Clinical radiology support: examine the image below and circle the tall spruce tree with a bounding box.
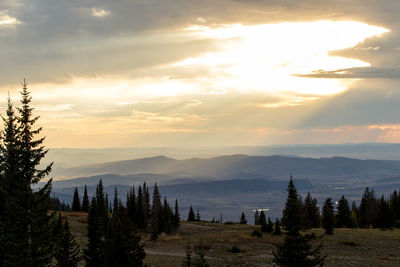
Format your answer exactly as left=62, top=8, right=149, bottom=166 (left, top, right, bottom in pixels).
left=350, top=201, right=359, bottom=229
left=303, top=192, right=320, bottom=228
left=150, top=183, right=162, bottom=240
left=136, top=186, right=146, bottom=229
left=126, top=186, right=137, bottom=227
left=273, top=218, right=281, bottom=235
left=188, top=205, right=195, bottom=221
left=273, top=176, right=325, bottom=266
left=336, top=195, right=350, bottom=228
left=266, top=217, right=274, bottom=233
left=72, top=187, right=81, bottom=212
left=55, top=220, right=81, bottom=267
left=240, top=212, right=247, bottom=224
left=84, top=197, right=106, bottom=267
left=81, top=185, right=89, bottom=212
left=259, top=211, right=268, bottom=232
left=359, top=187, right=378, bottom=228
left=0, top=82, right=56, bottom=266
left=254, top=210, right=260, bottom=225
left=105, top=195, right=146, bottom=266
left=322, top=198, right=335, bottom=235
left=173, top=199, right=180, bottom=228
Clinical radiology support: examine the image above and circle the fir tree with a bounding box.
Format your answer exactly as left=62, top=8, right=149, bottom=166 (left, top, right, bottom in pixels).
left=322, top=198, right=335, bottom=235
left=259, top=210, right=267, bottom=232
left=162, top=197, right=172, bottom=233
left=336, top=195, right=350, bottom=228
left=136, top=186, right=145, bottom=229
left=55, top=220, right=81, bottom=267
left=240, top=212, right=247, bottom=224
left=359, top=187, right=378, bottom=228
left=105, top=202, right=146, bottom=266
left=350, top=201, right=359, bottom=229
left=173, top=199, right=180, bottom=228
left=188, top=205, right=195, bottom=221
left=273, top=176, right=325, bottom=266
left=182, top=245, right=193, bottom=267
left=143, top=182, right=151, bottom=227
left=281, top=176, right=303, bottom=234
left=196, top=209, right=201, bottom=221
left=95, top=180, right=108, bottom=231
left=0, top=83, right=56, bottom=266
left=192, top=245, right=210, bottom=267
left=81, top=185, right=89, bottom=212
left=150, top=183, right=162, bottom=240
left=72, top=187, right=81, bottom=212
left=113, top=187, right=119, bottom=216
left=84, top=197, right=106, bottom=267
left=266, top=217, right=274, bottom=233
left=377, top=195, right=395, bottom=228
left=254, top=210, right=260, bottom=225
left=273, top=219, right=281, bottom=235
left=303, top=192, right=320, bottom=228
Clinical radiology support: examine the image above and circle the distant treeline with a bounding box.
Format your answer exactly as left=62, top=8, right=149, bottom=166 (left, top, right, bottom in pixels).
left=251, top=186, right=400, bottom=237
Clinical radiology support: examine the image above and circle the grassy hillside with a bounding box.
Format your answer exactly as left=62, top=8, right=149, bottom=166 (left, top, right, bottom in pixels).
left=63, top=212, right=400, bottom=266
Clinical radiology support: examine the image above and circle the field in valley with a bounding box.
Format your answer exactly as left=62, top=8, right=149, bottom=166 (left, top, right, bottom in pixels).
left=64, top=212, right=400, bottom=266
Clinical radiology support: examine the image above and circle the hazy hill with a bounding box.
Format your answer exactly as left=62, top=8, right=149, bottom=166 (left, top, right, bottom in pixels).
left=44, top=143, right=400, bottom=168
left=52, top=154, right=400, bottom=179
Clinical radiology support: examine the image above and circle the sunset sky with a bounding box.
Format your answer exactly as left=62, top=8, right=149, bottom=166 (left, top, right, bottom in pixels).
left=1, top=0, right=400, bottom=148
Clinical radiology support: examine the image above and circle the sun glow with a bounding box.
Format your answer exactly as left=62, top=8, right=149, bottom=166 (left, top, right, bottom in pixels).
left=181, top=21, right=389, bottom=97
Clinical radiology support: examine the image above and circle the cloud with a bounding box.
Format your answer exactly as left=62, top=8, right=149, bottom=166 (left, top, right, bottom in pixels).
left=91, top=8, right=109, bottom=18
left=1, top=0, right=400, bottom=147
left=296, top=66, right=400, bottom=79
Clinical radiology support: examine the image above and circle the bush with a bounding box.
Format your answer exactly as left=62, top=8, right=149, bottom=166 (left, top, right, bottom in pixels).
left=228, top=244, right=241, bottom=253
left=251, top=230, right=262, bottom=238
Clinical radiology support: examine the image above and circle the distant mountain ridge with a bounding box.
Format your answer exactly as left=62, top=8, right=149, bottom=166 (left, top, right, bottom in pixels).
left=52, top=154, right=400, bottom=180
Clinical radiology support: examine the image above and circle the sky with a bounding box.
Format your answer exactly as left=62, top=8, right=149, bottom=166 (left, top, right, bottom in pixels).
left=0, top=0, right=400, bottom=148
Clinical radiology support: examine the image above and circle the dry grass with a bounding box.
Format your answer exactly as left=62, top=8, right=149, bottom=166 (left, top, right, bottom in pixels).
left=62, top=212, right=400, bottom=267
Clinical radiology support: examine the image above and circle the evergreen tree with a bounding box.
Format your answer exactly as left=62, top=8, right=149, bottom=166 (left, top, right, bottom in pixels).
left=113, top=187, right=119, bottom=216
left=266, top=217, right=274, bottom=233
left=182, top=245, right=193, bottom=267
left=390, top=190, right=400, bottom=220
left=84, top=197, right=106, bottom=267
left=162, top=197, right=172, bottom=233
left=192, top=246, right=210, bottom=267
left=0, top=83, right=56, bottom=266
left=281, top=177, right=304, bottom=234
left=143, top=182, right=151, bottom=227
left=72, top=187, right=81, bottom=212
left=188, top=205, right=195, bottom=221
left=359, top=187, right=378, bottom=228
left=150, top=183, right=162, bottom=240
left=273, top=219, right=281, bottom=235
left=240, top=212, right=247, bottom=224
left=136, top=186, right=146, bottom=229
left=259, top=210, right=267, bottom=232
left=173, top=199, right=180, bottom=228
left=336, top=195, right=350, bottom=228
left=377, top=195, right=395, bottom=228
left=196, top=209, right=201, bottom=221
left=105, top=202, right=146, bottom=267
left=273, top=176, right=325, bottom=266
left=254, top=210, right=260, bottom=225
left=303, top=192, right=320, bottom=228
left=322, top=198, right=335, bottom=235
left=350, top=201, right=358, bottom=229
left=55, top=220, right=81, bottom=267
left=95, top=180, right=109, bottom=231
left=81, top=185, right=89, bottom=212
